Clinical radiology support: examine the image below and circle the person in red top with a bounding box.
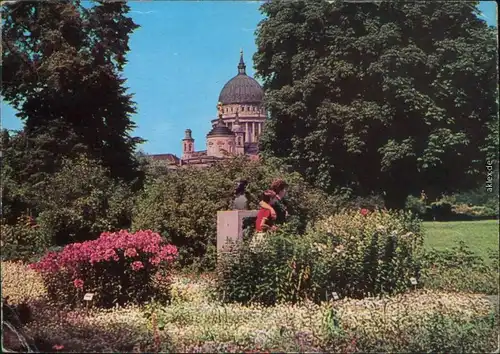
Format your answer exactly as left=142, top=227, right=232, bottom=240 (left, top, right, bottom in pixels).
left=255, top=190, right=278, bottom=233
left=251, top=190, right=278, bottom=250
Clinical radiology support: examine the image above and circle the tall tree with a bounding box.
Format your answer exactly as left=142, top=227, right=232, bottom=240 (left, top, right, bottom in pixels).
left=255, top=0, right=498, bottom=208
left=1, top=0, right=143, bottom=186
left=1, top=129, right=33, bottom=222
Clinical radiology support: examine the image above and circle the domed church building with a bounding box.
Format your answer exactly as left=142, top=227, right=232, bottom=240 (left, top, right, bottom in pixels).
left=150, top=50, right=266, bottom=168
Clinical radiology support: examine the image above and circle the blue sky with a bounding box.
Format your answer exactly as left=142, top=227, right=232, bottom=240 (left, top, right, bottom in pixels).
left=1, top=1, right=497, bottom=156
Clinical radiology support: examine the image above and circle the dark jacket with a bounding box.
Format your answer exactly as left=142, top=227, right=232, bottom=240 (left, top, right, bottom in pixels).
left=272, top=197, right=288, bottom=225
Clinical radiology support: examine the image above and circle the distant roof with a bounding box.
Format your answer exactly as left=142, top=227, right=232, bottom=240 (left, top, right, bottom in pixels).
left=191, top=151, right=207, bottom=157
left=149, top=153, right=180, bottom=164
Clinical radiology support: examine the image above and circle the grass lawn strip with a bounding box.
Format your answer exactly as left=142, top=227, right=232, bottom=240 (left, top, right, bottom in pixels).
left=423, top=220, right=499, bottom=261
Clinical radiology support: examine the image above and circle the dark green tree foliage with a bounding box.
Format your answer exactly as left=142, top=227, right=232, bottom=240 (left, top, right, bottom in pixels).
left=255, top=0, right=498, bottom=208
left=1, top=130, right=33, bottom=223
left=33, top=156, right=136, bottom=245
left=1, top=0, right=143, bottom=185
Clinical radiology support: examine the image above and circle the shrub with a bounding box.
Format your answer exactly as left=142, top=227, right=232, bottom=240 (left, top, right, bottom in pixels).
left=418, top=242, right=499, bottom=294
left=345, top=193, right=386, bottom=211
left=136, top=151, right=173, bottom=180
left=452, top=204, right=497, bottom=218
left=33, top=156, right=136, bottom=246
left=454, top=182, right=499, bottom=214
left=216, top=232, right=314, bottom=305
left=0, top=215, right=50, bottom=262
left=216, top=209, right=423, bottom=305
left=428, top=199, right=454, bottom=221
left=405, top=195, right=427, bottom=216
left=420, top=190, right=498, bottom=221
left=311, top=209, right=423, bottom=297
left=132, top=156, right=343, bottom=269
left=30, top=230, right=178, bottom=308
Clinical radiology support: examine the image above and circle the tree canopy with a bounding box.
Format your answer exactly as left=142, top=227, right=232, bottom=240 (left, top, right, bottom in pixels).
left=254, top=0, right=498, bottom=208
left=1, top=0, right=143, bottom=185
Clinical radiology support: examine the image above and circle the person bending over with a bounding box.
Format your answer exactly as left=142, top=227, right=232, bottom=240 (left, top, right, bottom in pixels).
left=251, top=190, right=278, bottom=249
left=255, top=190, right=278, bottom=233
left=259, top=179, right=289, bottom=225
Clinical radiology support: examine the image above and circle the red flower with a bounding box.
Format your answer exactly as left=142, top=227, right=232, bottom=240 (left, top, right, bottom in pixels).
left=360, top=208, right=369, bottom=216
left=29, top=230, right=178, bottom=292
left=124, top=248, right=138, bottom=258
left=73, top=278, right=84, bottom=289
left=131, top=261, right=144, bottom=271
left=53, top=344, right=64, bottom=350
left=150, top=256, right=161, bottom=265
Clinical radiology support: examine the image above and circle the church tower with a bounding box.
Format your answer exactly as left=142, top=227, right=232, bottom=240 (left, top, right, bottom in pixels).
left=182, top=129, right=194, bottom=160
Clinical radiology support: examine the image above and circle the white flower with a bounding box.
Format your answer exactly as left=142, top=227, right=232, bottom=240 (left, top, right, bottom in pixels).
left=376, top=225, right=386, bottom=232
left=334, top=245, right=345, bottom=253
left=402, top=232, right=414, bottom=239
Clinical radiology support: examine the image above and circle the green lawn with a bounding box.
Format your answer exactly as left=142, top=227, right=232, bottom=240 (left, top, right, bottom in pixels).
left=423, top=220, right=499, bottom=260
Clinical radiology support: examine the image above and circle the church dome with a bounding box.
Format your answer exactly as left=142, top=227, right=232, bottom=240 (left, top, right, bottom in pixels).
left=218, top=51, right=264, bottom=105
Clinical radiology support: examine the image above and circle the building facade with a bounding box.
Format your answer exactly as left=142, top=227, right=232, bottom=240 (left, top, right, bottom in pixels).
left=150, top=51, right=265, bottom=168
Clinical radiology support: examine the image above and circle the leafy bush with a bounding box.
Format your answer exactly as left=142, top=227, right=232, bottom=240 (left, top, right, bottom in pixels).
left=345, top=194, right=386, bottom=211
left=452, top=203, right=497, bottom=218
left=30, top=230, right=178, bottom=308
left=405, top=195, right=427, bottom=216
left=404, top=190, right=498, bottom=221
left=132, top=156, right=343, bottom=268
left=428, top=199, right=454, bottom=221
left=418, top=242, right=499, bottom=294
left=216, top=232, right=311, bottom=305
left=311, top=209, right=423, bottom=297
left=0, top=215, right=50, bottom=262
left=136, top=151, right=173, bottom=180
left=216, top=209, right=423, bottom=305
left=33, top=156, right=136, bottom=246
left=454, top=182, right=499, bottom=214
left=410, top=191, right=498, bottom=221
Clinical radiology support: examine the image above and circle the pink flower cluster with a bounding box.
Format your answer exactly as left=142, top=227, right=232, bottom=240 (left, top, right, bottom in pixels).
left=73, top=279, right=84, bottom=289
left=30, top=230, right=178, bottom=288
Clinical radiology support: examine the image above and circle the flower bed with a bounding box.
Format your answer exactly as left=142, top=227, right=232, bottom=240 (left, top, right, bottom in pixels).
left=1, top=263, right=497, bottom=353
left=29, top=230, right=178, bottom=308
left=1, top=261, right=46, bottom=304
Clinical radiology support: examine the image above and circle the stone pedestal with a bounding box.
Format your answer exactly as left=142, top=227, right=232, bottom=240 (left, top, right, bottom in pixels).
left=217, top=210, right=258, bottom=252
